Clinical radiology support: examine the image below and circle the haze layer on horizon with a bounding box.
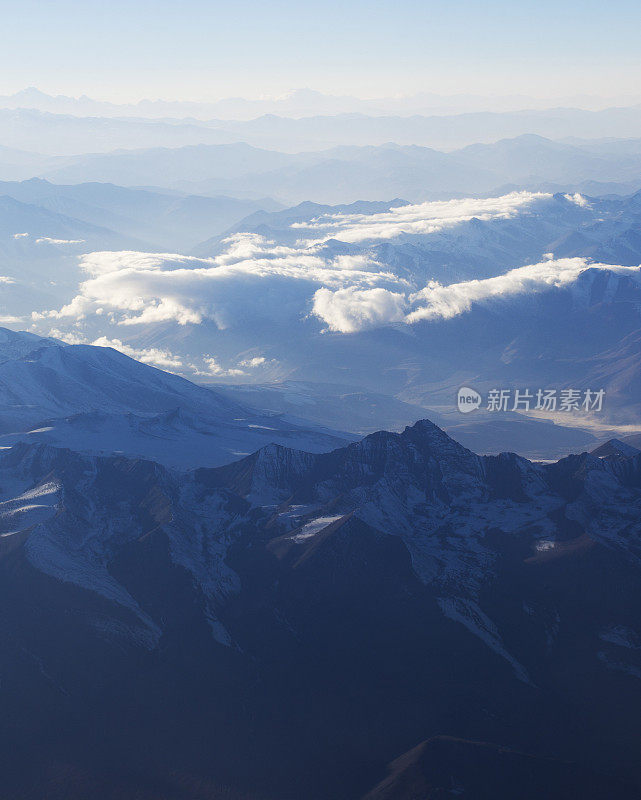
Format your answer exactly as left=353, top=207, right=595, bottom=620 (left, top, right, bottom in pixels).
left=2, top=0, right=640, bottom=106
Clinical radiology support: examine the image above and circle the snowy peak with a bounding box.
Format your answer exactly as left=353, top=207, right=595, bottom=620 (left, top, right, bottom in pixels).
left=0, top=341, right=241, bottom=420
left=0, top=332, right=350, bottom=468
left=0, top=326, right=60, bottom=363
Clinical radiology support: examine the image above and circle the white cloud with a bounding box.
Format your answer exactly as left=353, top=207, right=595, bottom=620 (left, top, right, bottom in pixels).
left=47, top=328, right=87, bottom=345
left=48, top=328, right=184, bottom=369
left=91, top=337, right=184, bottom=369
left=238, top=356, right=267, bottom=368
left=310, top=259, right=641, bottom=332
left=312, top=287, right=407, bottom=332
left=564, top=193, right=590, bottom=208
left=407, top=259, right=641, bottom=323
left=35, top=240, right=394, bottom=329
left=50, top=324, right=273, bottom=376
left=34, top=193, right=551, bottom=333
left=31, top=193, right=638, bottom=341
left=0, top=276, right=15, bottom=284
left=13, top=232, right=29, bottom=239
left=191, top=355, right=245, bottom=378
left=35, top=237, right=86, bottom=245
left=296, top=191, right=550, bottom=243
left=78, top=250, right=212, bottom=277
left=33, top=295, right=95, bottom=322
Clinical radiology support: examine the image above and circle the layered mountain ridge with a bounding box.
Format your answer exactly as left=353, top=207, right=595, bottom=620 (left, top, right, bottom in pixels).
left=1, top=417, right=641, bottom=797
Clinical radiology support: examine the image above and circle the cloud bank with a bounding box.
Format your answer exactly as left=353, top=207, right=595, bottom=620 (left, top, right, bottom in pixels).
left=31, top=193, right=640, bottom=343
left=405, top=258, right=640, bottom=323
left=315, top=259, right=641, bottom=331
left=296, top=191, right=551, bottom=243
left=35, top=239, right=396, bottom=329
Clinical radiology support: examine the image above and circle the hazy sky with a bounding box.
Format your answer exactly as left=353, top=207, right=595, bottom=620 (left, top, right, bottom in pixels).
left=1, top=0, right=640, bottom=102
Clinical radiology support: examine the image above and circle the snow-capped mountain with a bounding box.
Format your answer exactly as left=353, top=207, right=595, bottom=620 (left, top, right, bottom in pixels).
left=1, top=421, right=640, bottom=797
left=0, top=330, right=350, bottom=467
left=0, top=326, right=58, bottom=359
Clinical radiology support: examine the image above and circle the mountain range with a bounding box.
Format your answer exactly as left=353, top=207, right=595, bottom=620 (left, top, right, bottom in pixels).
left=4, top=86, right=639, bottom=119
left=5, top=105, right=641, bottom=156
left=3, top=135, right=641, bottom=205
left=1, top=414, right=640, bottom=798
left=6, top=0, right=641, bottom=790
left=0, top=178, right=281, bottom=251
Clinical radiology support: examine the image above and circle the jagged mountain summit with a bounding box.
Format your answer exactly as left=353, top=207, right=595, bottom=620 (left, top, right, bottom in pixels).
left=592, top=438, right=641, bottom=459
left=1, top=420, right=640, bottom=798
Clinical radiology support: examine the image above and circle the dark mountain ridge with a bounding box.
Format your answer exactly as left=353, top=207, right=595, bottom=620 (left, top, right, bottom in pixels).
left=1, top=420, right=640, bottom=798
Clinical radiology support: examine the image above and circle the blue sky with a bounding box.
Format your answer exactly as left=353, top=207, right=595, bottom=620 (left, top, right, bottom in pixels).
left=1, top=0, right=640, bottom=101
